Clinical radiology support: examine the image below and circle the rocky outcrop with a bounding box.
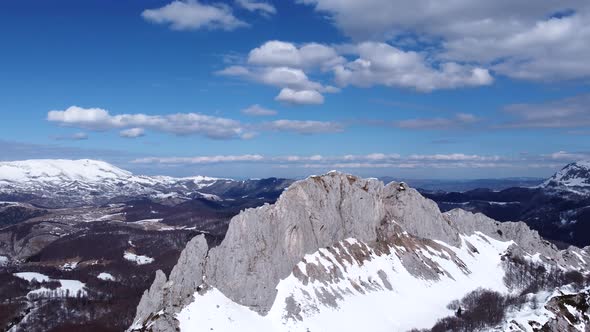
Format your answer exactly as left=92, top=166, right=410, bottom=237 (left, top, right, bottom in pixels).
left=131, top=235, right=209, bottom=331
left=542, top=290, right=590, bottom=331
left=129, top=172, right=590, bottom=331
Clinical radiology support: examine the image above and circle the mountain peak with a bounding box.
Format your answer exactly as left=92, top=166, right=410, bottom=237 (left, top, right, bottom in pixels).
left=0, top=159, right=132, bottom=183
left=543, top=160, right=590, bottom=192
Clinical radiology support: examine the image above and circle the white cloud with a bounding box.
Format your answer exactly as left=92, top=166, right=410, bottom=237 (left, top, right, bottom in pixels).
left=131, top=152, right=557, bottom=170
left=53, top=132, right=89, bottom=141
left=394, top=113, right=479, bottom=129
left=48, top=106, right=343, bottom=139
left=218, top=39, right=492, bottom=104
left=500, top=94, right=590, bottom=128
left=544, top=151, right=590, bottom=161
left=142, top=0, right=248, bottom=31
left=48, top=106, right=245, bottom=140
left=217, top=40, right=348, bottom=106
left=217, top=65, right=333, bottom=105
left=216, top=65, right=251, bottom=76
left=120, top=128, right=145, bottom=138
left=333, top=42, right=493, bottom=92
left=48, top=106, right=114, bottom=130
left=298, top=0, right=590, bottom=81
left=241, top=104, right=277, bottom=116
left=235, top=0, right=276, bottom=15
left=275, top=88, right=324, bottom=105
left=248, top=40, right=344, bottom=69
left=132, top=154, right=264, bottom=164
left=263, top=119, right=344, bottom=134
left=407, top=153, right=501, bottom=161
left=218, top=65, right=331, bottom=92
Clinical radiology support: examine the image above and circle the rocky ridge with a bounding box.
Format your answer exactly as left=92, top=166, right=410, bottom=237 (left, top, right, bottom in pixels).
left=129, top=172, right=590, bottom=331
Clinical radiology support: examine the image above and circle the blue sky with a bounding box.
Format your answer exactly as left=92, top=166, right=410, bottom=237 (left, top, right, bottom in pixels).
left=1, top=0, right=589, bottom=178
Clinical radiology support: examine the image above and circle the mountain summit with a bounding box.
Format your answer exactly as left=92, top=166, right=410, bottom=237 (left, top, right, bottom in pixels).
left=542, top=161, right=590, bottom=194
left=129, top=172, right=590, bottom=332
left=0, top=159, right=133, bottom=183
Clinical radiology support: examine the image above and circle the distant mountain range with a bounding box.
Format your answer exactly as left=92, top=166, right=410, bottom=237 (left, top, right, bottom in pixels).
left=385, top=177, right=544, bottom=193
left=0, top=159, right=293, bottom=208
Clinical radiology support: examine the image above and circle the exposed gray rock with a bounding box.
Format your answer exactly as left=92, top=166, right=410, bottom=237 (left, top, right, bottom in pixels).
left=205, top=173, right=387, bottom=313
left=383, top=182, right=461, bottom=246
left=130, top=234, right=209, bottom=331
left=543, top=290, right=590, bottom=332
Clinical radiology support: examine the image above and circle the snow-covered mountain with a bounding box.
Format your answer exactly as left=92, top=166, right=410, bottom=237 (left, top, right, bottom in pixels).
left=129, top=172, right=590, bottom=332
left=0, top=159, right=290, bottom=207
left=542, top=161, right=590, bottom=195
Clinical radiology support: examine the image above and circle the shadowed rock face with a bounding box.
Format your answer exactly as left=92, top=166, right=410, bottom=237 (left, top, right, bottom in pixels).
left=129, top=172, right=590, bottom=331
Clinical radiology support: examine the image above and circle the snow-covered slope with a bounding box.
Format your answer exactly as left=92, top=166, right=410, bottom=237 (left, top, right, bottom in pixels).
left=129, top=172, right=590, bottom=332
left=0, top=159, right=222, bottom=207
left=176, top=234, right=512, bottom=332
left=0, top=159, right=132, bottom=183
left=542, top=161, right=590, bottom=195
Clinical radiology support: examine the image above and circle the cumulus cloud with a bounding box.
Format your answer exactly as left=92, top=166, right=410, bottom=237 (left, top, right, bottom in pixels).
left=219, top=40, right=491, bottom=103
left=241, top=104, right=277, bottom=116
left=48, top=106, right=245, bottom=140
left=120, top=128, right=145, bottom=138
left=248, top=40, right=344, bottom=69
left=333, top=42, right=493, bottom=92
left=48, top=106, right=343, bottom=139
left=142, top=0, right=248, bottom=31
left=263, top=119, right=344, bottom=134
left=500, top=94, right=590, bottom=128
left=298, top=0, right=590, bottom=81
left=394, top=113, right=479, bottom=129
left=235, top=0, right=276, bottom=15
left=217, top=40, right=350, bottom=106
left=275, top=88, right=324, bottom=105
left=217, top=64, right=334, bottom=105
left=217, top=65, right=332, bottom=92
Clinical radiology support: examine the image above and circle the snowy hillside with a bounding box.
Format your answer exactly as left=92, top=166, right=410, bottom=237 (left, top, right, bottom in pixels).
left=0, top=159, right=222, bottom=207
left=0, top=159, right=132, bottom=183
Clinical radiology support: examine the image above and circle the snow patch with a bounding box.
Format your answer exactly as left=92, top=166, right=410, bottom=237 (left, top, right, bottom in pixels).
left=97, top=272, right=116, bottom=281
left=14, top=272, right=50, bottom=283
left=14, top=272, right=87, bottom=298
left=124, top=251, right=154, bottom=265
left=28, top=279, right=87, bottom=298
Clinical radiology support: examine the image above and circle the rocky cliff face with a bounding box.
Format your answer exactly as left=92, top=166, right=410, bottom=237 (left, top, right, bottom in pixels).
left=129, top=172, right=590, bottom=332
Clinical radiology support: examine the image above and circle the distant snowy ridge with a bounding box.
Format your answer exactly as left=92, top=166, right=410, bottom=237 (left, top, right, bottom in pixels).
left=0, top=159, right=224, bottom=207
